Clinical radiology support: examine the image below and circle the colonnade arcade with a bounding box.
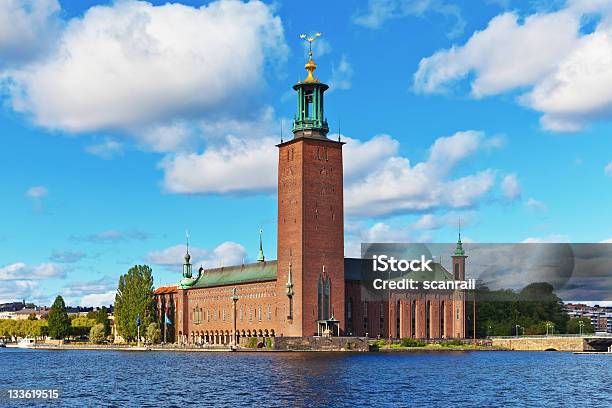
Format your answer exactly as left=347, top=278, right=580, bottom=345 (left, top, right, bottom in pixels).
left=187, top=329, right=276, bottom=346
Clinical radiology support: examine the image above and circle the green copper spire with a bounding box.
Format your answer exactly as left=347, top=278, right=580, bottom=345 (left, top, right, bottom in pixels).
left=292, top=33, right=329, bottom=136
left=257, top=229, right=265, bottom=262
left=454, top=233, right=466, bottom=256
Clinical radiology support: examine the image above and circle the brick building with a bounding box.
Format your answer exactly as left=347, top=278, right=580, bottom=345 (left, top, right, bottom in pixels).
left=153, top=50, right=466, bottom=345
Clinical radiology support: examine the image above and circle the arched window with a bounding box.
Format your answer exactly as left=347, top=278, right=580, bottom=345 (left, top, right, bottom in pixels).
left=317, top=274, right=331, bottom=320
left=240, top=305, right=243, bottom=321
left=258, top=305, right=262, bottom=321
left=249, top=305, right=253, bottom=321
left=454, top=263, right=460, bottom=277
left=267, top=304, right=272, bottom=321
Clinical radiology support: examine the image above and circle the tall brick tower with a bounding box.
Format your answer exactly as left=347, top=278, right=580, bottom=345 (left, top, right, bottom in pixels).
left=277, top=38, right=345, bottom=337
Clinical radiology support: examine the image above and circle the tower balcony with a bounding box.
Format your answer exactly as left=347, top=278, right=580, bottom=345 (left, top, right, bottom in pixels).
left=292, top=118, right=329, bottom=134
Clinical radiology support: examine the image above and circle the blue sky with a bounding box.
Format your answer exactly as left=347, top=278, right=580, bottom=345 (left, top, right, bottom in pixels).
left=0, top=0, right=611, bottom=306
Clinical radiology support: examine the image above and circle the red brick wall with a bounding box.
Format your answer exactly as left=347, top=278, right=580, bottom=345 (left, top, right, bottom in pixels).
left=277, top=136, right=345, bottom=337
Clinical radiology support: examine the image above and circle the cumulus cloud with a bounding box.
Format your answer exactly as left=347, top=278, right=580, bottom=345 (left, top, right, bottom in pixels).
left=353, top=0, right=465, bottom=38
left=345, top=130, right=498, bottom=216
left=62, top=277, right=116, bottom=307
left=345, top=221, right=414, bottom=257
left=0, top=0, right=61, bottom=66
left=413, top=1, right=612, bottom=131
left=80, top=291, right=116, bottom=308
left=163, top=129, right=503, bottom=217
left=0, top=262, right=65, bottom=280
left=3, top=0, right=288, bottom=136
left=501, top=173, right=521, bottom=200
left=0, top=280, right=40, bottom=304
left=161, top=136, right=279, bottom=194
left=147, top=241, right=248, bottom=269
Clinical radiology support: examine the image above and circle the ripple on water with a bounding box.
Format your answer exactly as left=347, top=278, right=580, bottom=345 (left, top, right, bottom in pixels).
left=0, top=349, right=611, bottom=407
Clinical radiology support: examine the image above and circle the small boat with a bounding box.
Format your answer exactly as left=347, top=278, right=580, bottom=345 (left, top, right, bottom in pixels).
left=0, top=342, right=6, bottom=348
left=17, top=338, right=36, bottom=348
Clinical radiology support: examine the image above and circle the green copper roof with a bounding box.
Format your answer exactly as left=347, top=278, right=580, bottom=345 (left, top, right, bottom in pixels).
left=189, top=261, right=277, bottom=289
left=454, top=234, right=466, bottom=256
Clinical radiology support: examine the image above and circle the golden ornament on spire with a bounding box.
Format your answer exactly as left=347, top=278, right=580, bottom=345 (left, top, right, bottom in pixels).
left=299, top=32, right=321, bottom=83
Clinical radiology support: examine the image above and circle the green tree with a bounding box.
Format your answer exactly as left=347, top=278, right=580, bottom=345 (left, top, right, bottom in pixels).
left=89, top=323, right=106, bottom=344
left=567, top=317, right=594, bottom=334
left=47, top=296, right=70, bottom=340
left=114, top=265, right=155, bottom=342
left=70, top=316, right=96, bottom=337
left=95, top=306, right=111, bottom=336
left=146, top=323, right=161, bottom=344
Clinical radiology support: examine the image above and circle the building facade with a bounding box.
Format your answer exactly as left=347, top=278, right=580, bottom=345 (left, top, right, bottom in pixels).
left=153, top=51, right=466, bottom=344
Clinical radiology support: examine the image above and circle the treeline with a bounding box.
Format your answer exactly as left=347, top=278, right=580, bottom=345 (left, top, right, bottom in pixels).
left=0, top=298, right=111, bottom=342
left=466, top=282, right=593, bottom=337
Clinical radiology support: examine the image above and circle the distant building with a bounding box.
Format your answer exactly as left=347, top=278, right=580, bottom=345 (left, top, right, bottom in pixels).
left=565, top=303, right=612, bottom=333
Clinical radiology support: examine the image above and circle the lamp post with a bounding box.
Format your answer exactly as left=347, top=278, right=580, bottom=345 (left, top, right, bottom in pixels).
left=231, top=288, right=239, bottom=347
left=515, top=324, right=520, bottom=337
left=579, top=320, right=584, bottom=336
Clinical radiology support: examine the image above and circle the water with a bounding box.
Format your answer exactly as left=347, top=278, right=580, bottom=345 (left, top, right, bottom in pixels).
left=0, top=349, right=610, bottom=407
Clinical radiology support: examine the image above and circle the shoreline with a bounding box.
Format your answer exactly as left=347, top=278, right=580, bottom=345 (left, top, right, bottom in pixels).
left=5, top=343, right=604, bottom=353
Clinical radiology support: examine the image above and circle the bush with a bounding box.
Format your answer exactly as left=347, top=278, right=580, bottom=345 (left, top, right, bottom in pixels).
left=146, top=323, right=161, bottom=344
left=440, top=339, right=464, bottom=347
left=400, top=338, right=426, bottom=347
left=245, top=337, right=258, bottom=348
left=265, top=337, right=273, bottom=349
left=89, top=324, right=106, bottom=344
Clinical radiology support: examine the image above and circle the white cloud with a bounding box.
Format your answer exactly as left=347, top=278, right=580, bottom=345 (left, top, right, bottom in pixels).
left=0, top=280, right=40, bottom=304
left=501, top=173, right=521, bottom=200
left=414, top=11, right=578, bottom=96
left=85, top=139, right=123, bottom=159
left=521, top=234, right=570, bottom=243
left=329, top=55, right=354, bottom=91
left=49, top=250, right=86, bottom=263
left=0, top=0, right=61, bottom=65
left=162, top=129, right=503, bottom=217
left=526, top=197, right=547, bottom=212
left=26, top=186, right=48, bottom=198
left=72, top=229, right=150, bottom=243
left=345, top=221, right=414, bottom=257
left=147, top=241, right=247, bottom=269
left=414, top=2, right=612, bottom=131
left=353, top=0, right=465, bottom=38
left=411, top=211, right=476, bottom=230
left=3, top=0, right=288, bottom=136
left=80, top=291, right=116, bottom=308
left=605, top=161, right=612, bottom=176
left=600, top=238, right=612, bottom=243
left=161, top=135, right=278, bottom=194
left=0, top=262, right=65, bottom=280
left=345, top=131, right=498, bottom=216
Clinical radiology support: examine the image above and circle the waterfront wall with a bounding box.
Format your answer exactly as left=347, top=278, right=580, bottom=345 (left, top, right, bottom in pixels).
left=273, top=336, right=369, bottom=351
left=492, top=337, right=586, bottom=351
